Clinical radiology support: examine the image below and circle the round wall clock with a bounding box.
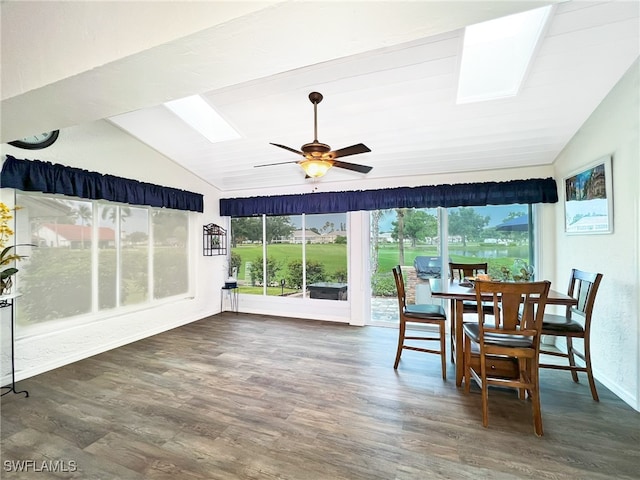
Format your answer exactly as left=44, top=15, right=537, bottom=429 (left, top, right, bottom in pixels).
left=8, top=130, right=59, bottom=150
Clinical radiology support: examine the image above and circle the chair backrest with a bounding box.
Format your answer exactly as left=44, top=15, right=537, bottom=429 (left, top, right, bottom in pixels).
left=449, top=262, right=488, bottom=281
left=392, top=266, right=407, bottom=313
left=475, top=280, right=551, bottom=339
left=565, top=269, right=603, bottom=327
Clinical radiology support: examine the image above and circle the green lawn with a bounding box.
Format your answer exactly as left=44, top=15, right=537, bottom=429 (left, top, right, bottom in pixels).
left=376, top=244, right=439, bottom=273
left=232, top=243, right=347, bottom=280
left=376, top=243, right=528, bottom=277
left=233, top=242, right=530, bottom=296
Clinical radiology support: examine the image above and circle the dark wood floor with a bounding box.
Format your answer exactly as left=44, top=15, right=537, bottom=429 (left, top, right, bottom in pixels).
left=2, top=313, right=639, bottom=479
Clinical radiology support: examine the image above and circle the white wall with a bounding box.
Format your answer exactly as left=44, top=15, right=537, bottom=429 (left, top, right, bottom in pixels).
left=552, top=59, right=639, bottom=411
left=1, top=119, right=227, bottom=384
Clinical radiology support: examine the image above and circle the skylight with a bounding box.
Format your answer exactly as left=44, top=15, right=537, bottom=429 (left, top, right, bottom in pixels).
left=456, top=5, right=552, bottom=104
left=164, top=95, right=240, bottom=143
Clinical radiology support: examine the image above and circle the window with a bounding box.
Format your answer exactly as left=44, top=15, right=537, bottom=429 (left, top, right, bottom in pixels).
left=370, top=204, right=533, bottom=324
left=265, top=215, right=302, bottom=296
left=152, top=208, right=189, bottom=299
left=231, top=213, right=348, bottom=299
left=447, top=204, right=532, bottom=278
left=121, top=207, right=149, bottom=306
left=14, top=192, right=190, bottom=330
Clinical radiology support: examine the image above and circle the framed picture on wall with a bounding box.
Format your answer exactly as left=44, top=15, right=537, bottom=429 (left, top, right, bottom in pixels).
left=563, top=155, right=613, bottom=234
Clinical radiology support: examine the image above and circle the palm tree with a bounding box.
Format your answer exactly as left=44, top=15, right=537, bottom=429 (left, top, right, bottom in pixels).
left=395, top=208, right=406, bottom=266
left=370, top=210, right=387, bottom=275
left=101, top=205, right=131, bottom=223
left=72, top=204, right=92, bottom=249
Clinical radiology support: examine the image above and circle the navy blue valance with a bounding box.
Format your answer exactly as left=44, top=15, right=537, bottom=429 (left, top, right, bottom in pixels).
left=220, top=177, right=557, bottom=217
left=1, top=156, right=203, bottom=212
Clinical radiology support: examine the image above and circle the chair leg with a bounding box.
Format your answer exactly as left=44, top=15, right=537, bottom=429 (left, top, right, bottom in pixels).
left=480, top=354, right=489, bottom=427
left=531, top=390, right=543, bottom=436
left=463, top=336, right=471, bottom=394
left=583, top=336, right=599, bottom=402
left=530, top=365, right=543, bottom=436
left=439, top=322, right=446, bottom=380
left=394, top=320, right=406, bottom=369
left=566, top=337, right=579, bottom=383
left=517, top=359, right=527, bottom=400
left=449, top=301, right=455, bottom=363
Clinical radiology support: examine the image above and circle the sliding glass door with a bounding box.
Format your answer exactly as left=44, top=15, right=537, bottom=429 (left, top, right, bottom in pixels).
left=370, top=207, right=441, bottom=325
left=369, top=204, right=534, bottom=325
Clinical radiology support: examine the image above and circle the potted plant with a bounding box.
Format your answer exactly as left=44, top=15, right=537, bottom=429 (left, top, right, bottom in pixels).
left=0, top=202, right=30, bottom=295
left=512, top=259, right=534, bottom=282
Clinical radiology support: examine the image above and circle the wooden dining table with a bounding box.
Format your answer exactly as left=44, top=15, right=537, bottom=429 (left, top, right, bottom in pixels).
left=429, top=278, right=578, bottom=386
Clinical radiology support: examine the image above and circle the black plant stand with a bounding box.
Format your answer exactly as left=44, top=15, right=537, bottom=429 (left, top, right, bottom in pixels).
left=221, top=285, right=239, bottom=313
left=1, top=293, right=28, bottom=398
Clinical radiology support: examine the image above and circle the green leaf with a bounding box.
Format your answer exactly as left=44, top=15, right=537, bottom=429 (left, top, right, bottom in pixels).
left=1, top=268, right=18, bottom=279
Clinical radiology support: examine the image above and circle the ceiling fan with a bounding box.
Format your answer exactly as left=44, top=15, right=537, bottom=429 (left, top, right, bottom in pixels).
left=255, top=92, right=372, bottom=178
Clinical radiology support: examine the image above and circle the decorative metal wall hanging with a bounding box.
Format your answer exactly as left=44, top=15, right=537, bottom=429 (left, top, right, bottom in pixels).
left=203, top=223, right=227, bottom=256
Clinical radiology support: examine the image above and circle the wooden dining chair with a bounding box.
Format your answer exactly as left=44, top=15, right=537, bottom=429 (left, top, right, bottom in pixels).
left=448, top=262, right=496, bottom=361
left=449, top=262, right=489, bottom=282
left=392, top=266, right=448, bottom=379
left=539, top=269, right=603, bottom=401
left=463, top=280, right=551, bottom=436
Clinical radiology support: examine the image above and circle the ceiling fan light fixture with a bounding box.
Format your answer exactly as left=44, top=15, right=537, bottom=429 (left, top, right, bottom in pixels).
left=300, top=159, right=333, bottom=178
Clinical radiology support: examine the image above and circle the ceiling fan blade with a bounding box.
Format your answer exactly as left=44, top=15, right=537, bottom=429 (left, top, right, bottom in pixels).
left=254, top=160, right=299, bottom=168
left=332, top=159, right=373, bottom=174
left=331, top=143, right=371, bottom=159
left=270, top=143, right=304, bottom=156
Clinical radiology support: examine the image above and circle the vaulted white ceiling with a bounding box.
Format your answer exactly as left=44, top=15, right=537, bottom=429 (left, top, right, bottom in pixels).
left=2, top=1, right=638, bottom=193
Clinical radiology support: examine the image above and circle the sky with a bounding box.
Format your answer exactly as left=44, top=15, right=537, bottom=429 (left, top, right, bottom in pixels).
left=378, top=205, right=527, bottom=231
left=289, top=213, right=347, bottom=231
